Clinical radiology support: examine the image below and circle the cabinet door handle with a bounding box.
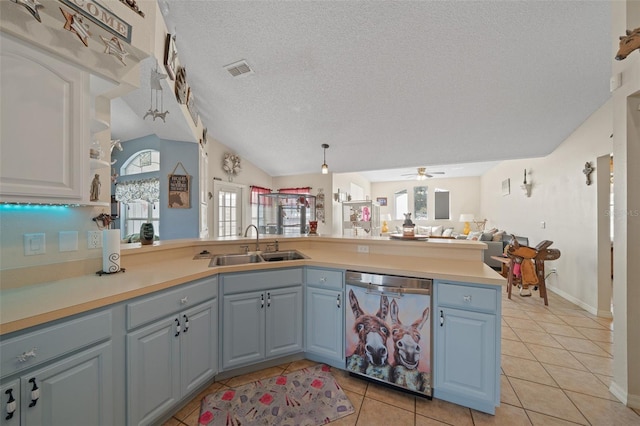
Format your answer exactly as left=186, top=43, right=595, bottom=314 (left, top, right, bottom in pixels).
left=5, top=389, right=16, bottom=420
left=267, top=292, right=271, bottom=308
left=439, top=310, right=444, bottom=327
left=183, top=314, right=190, bottom=333
left=28, top=378, right=39, bottom=408
left=261, top=294, right=264, bottom=309
left=336, top=294, right=341, bottom=308
left=175, top=318, right=181, bottom=337
left=180, top=296, right=189, bottom=305
left=320, top=277, right=327, bottom=283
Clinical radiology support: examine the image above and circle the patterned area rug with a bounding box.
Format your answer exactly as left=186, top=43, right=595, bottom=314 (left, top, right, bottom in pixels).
left=198, top=364, right=354, bottom=426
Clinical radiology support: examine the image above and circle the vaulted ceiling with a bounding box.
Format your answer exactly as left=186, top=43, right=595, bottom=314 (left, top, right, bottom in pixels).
left=112, top=1, right=612, bottom=181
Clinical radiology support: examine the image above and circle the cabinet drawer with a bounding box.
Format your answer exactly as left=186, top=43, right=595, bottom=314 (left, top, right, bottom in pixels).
left=222, top=268, right=303, bottom=294
left=306, top=268, right=343, bottom=290
left=127, top=276, right=218, bottom=330
left=0, top=310, right=111, bottom=378
left=437, top=283, right=497, bottom=313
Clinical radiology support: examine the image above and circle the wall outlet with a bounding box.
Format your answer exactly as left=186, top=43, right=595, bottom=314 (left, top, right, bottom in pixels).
left=357, top=245, right=370, bottom=253
left=88, top=231, right=102, bottom=249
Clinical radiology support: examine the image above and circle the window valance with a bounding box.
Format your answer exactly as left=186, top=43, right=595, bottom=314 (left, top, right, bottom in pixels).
left=115, top=178, right=160, bottom=203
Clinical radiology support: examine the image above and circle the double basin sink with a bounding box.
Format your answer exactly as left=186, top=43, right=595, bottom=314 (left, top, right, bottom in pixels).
left=208, top=250, right=307, bottom=267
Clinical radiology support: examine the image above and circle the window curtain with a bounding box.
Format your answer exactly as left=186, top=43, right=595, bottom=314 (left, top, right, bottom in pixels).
left=250, top=186, right=272, bottom=205
left=278, top=187, right=311, bottom=194
left=115, top=178, right=160, bottom=204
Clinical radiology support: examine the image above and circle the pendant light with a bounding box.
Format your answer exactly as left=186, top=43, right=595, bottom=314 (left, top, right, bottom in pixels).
left=321, top=144, right=329, bottom=174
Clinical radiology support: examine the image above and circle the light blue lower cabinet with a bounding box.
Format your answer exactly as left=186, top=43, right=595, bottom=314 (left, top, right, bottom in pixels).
left=220, top=268, right=304, bottom=371
left=127, top=299, right=217, bottom=426
left=0, top=310, right=113, bottom=426
left=304, top=286, right=343, bottom=368
left=221, top=286, right=303, bottom=370
left=433, top=281, right=501, bottom=415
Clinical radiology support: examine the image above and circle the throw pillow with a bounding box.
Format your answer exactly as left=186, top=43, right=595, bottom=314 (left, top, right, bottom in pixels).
left=416, top=225, right=431, bottom=236
left=492, top=230, right=505, bottom=241
left=480, top=232, right=495, bottom=241
left=467, top=231, right=482, bottom=240
left=442, top=227, right=454, bottom=237
left=431, top=225, right=444, bottom=236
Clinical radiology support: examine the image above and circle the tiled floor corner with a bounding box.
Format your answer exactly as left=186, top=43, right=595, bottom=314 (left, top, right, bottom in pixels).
left=164, top=287, right=640, bottom=425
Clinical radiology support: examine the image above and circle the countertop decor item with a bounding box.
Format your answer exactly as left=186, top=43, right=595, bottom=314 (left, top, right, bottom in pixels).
left=139, top=222, right=154, bottom=245
left=198, top=364, right=353, bottom=426
left=402, top=212, right=415, bottom=236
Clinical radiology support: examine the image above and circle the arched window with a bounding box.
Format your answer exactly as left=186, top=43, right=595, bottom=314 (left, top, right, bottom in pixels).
left=116, top=149, right=161, bottom=241
left=122, top=149, right=160, bottom=175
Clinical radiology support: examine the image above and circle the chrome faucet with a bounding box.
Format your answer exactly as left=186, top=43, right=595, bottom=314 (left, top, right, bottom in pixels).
left=244, top=224, right=260, bottom=252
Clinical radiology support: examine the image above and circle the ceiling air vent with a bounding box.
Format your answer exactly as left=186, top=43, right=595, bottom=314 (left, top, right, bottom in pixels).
left=224, top=60, right=253, bottom=77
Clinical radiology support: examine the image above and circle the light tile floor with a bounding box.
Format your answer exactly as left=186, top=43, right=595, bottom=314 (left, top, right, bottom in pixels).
left=163, top=287, right=640, bottom=425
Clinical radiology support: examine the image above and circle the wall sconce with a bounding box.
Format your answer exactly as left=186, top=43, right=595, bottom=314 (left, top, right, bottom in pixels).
left=521, top=169, right=532, bottom=197
left=321, top=143, right=329, bottom=174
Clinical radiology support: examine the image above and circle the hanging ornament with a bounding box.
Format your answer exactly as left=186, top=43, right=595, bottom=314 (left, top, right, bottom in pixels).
left=10, top=0, right=43, bottom=22
left=99, top=35, right=128, bottom=66
left=60, top=7, right=91, bottom=47
left=143, top=67, right=169, bottom=122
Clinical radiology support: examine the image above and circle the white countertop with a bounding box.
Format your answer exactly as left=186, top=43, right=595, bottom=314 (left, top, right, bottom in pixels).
left=1, top=238, right=503, bottom=335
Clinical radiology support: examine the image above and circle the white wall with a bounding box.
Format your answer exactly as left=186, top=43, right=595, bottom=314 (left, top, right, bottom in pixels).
left=371, top=177, right=481, bottom=234
left=480, top=100, right=613, bottom=313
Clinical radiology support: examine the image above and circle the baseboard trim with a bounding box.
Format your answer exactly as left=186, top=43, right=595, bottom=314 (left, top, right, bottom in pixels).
left=609, top=381, right=628, bottom=405
left=546, top=285, right=598, bottom=316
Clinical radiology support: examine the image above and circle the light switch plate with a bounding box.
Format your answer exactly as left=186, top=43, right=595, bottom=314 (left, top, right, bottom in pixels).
left=59, top=231, right=78, bottom=252
left=24, top=233, right=46, bottom=256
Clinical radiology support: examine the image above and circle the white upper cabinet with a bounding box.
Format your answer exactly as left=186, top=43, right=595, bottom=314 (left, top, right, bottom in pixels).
left=0, top=33, right=118, bottom=206
left=0, top=33, right=89, bottom=204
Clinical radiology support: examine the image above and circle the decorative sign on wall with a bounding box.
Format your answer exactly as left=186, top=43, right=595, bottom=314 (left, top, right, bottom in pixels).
left=175, top=66, right=188, bottom=104
left=59, top=0, right=132, bottom=43
left=99, top=35, right=128, bottom=65
left=163, top=34, right=178, bottom=80
left=186, top=87, right=199, bottom=125
left=168, top=162, right=191, bottom=209
left=60, top=7, right=92, bottom=47
left=10, top=0, right=44, bottom=22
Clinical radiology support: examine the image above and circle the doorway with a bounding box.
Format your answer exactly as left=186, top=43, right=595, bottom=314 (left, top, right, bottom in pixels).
left=212, top=181, right=246, bottom=237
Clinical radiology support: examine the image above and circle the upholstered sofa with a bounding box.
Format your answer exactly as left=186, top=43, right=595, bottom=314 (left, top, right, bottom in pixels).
left=483, top=234, right=529, bottom=269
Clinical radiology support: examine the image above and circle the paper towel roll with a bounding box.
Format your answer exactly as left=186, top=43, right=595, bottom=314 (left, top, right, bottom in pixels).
left=102, top=229, right=121, bottom=273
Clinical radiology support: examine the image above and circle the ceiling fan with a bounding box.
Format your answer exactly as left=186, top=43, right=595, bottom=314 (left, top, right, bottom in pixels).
left=401, top=167, right=445, bottom=180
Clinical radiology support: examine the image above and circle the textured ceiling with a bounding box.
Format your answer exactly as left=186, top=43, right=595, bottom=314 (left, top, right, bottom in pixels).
left=113, top=1, right=612, bottom=180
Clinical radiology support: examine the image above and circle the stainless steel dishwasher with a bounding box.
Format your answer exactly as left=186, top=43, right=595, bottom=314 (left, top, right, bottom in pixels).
left=345, top=270, right=432, bottom=398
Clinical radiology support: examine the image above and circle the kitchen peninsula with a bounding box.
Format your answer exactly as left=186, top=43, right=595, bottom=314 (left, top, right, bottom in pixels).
left=0, top=236, right=504, bottom=424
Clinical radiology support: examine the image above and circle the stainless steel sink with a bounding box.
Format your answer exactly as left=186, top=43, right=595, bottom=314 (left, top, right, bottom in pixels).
left=260, top=250, right=307, bottom=262
left=209, top=253, right=263, bottom=266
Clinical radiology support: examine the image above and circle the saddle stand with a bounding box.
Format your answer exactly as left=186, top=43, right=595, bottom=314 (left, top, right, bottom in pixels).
left=505, top=236, right=561, bottom=306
